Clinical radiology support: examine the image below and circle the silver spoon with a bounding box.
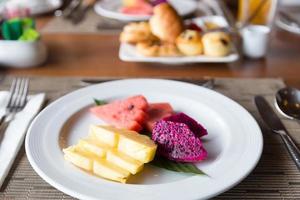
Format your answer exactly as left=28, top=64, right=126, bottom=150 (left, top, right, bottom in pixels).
left=275, top=87, right=300, bottom=122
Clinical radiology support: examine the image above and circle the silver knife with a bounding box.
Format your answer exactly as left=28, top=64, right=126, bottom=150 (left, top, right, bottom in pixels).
left=255, top=95, right=300, bottom=170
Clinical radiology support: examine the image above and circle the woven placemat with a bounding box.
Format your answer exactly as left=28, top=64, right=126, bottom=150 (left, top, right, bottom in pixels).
left=0, top=76, right=300, bottom=199
left=41, top=0, right=224, bottom=34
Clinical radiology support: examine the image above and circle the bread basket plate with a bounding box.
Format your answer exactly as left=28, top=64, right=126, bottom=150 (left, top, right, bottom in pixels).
left=94, top=0, right=197, bottom=22
left=26, top=79, right=262, bottom=200
left=119, top=16, right=239, bottom=64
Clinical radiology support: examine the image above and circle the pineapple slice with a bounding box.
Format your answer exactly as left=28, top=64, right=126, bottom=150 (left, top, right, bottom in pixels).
left=89, top=125, right=118, bottom=147
left=107, top=149, right=143, bottom=174
left=64, top=125, right=157, bottom=183
left=116, top=130, right=157, bottom=163
left=78, top=138, right=110, bottom=158
left=63, top=146, right=93, bottom=171
left=90, top=125, right=157, bottom=163
left=93, top=159, right=130, bottom=183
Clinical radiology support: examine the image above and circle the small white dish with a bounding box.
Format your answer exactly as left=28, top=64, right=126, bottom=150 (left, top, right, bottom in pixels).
left=0, top=40, right=48, bottom=68
left=241, top=25, right=270, bottom=59
left=26, top=79, right=263, bottom=200
left=94, top=0, right=197, bottom=22
left=119, top=16, right=239, bottom=64
left=0, top=0, right=62, bottom=15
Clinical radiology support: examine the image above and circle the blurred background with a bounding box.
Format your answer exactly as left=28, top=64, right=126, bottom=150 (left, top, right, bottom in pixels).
left=0, top=0, right=299, bottom=86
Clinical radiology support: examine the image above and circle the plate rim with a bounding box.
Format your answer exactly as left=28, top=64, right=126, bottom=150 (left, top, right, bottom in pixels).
left=25, top=78, right=263, bottom=200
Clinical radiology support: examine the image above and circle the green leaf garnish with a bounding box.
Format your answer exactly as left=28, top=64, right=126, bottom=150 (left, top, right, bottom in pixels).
left=150, top=157, right=206, bottom=175
left=94, top=98, right=107, bottom=106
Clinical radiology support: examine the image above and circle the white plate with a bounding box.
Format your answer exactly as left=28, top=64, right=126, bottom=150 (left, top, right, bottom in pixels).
left=26, top=79, right=263, bottom=200
left=119, top=16, right=239, bottom=64
left=94, top=0, right=197, bottom=22
left=0, top=0, right=62, bottom=15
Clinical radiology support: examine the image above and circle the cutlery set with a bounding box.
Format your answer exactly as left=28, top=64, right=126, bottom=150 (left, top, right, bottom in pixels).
left=55, top=0, right=96, bottom=24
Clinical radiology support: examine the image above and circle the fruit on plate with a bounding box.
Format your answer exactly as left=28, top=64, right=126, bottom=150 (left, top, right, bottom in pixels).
left=106, top=149, right=144, bottom=174
left=176, top=30, right=203, bottom=56
left=93, top=158, right=130, bottom=183
left=117, top=130, right=157, bottom=163
left=89, top=125, right=119, bottom=147
left=63, top=146, right=94, bottom=171
left=164, top=112, right=207, bottom=137
left=91, top=125, right=157, bottom=163
left=122, top=0, right=138, bottom=7
left=78, top=138, right=110, bottom=157
left=152, top=113, right=207, bottom=162
left=63, top=125, right=157, bottom=183
left=145, top=103, right=174, bottom=131
left=90, top=95, right=149, bottom=132
left=64, top=146, right=130, bottom=183
left=121, top=0, right=153, bottom=15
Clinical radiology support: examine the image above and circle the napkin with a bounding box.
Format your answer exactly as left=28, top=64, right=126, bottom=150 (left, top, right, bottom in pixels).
left=0, top=91, right=45, bottom=188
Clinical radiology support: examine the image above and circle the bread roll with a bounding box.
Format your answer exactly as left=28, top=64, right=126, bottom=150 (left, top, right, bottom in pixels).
left=137, top=41, right=181, bottom=57
left=120, top=22, right=156, bottom=44
left=149, top=3, right=183, bottom=43
left=176, top=30, right=203, bottom=56
left=202, top=32, right=231, bottom=57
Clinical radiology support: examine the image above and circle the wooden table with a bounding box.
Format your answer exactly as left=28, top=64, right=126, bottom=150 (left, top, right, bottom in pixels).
left=1, top=15, right=300, bottom=87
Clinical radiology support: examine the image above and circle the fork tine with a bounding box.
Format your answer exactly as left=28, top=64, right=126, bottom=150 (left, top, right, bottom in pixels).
left=14, top=78, right=26, bottom=110
left=6, top=78, right=17, bottom=108
left=8, top=78, right=22, bottom=111
left=19, top=78, right=29, bottom=109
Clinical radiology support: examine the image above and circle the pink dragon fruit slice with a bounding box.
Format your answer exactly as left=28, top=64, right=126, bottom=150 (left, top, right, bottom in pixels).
left=163, top=112, right=208, bottom=137
left=152, top=120, right=207, bottom=162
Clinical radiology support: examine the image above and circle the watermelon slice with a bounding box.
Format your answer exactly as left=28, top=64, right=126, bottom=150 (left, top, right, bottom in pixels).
left=145, top=103, right=174, bottom=132
left=90, top=95, right=149, bottom=132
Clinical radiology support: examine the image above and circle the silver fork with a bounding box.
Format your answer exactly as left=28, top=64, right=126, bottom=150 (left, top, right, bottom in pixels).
left=0, top=78, right=29, bottom=136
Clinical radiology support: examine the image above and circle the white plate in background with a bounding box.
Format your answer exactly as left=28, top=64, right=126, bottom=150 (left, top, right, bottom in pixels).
left=0, top=0, right=62, bottom=15
left=119, top=16, right=239, bottom=64
left=94, top=0, right=197, bottom=21
left=26, top=79, right=262, bottom=200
